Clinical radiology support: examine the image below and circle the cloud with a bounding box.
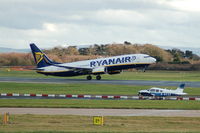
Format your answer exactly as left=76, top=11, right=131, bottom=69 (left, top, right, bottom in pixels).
left=168, top=0, right=200, bottom=12
left=93, top=9, right=147, bottom=26
left=0, top=0, right=199, bottom=49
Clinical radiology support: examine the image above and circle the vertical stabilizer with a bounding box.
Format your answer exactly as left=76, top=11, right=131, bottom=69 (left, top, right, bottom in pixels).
left=30, top=43, right=58, bottom=68
left=176, top=83, right=185, bottom=93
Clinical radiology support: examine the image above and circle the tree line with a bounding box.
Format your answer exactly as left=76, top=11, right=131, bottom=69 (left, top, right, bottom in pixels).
left=0, top=42, right=199, bottom=69
left=44, top=42, right=200, bottom=64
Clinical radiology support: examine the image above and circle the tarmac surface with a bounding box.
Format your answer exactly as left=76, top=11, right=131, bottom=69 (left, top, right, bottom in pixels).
left=0, top=108, right=200, bottom=117
left=0, top=77, right=200, bottom=87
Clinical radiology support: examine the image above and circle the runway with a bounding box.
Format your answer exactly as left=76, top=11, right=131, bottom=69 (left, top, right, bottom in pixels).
left=0, top=108, right=200, bottom=117
left=0, top=77, right=200, bottom=87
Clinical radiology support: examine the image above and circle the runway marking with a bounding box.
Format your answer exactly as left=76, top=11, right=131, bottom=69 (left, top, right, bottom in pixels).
left=1, top=93, right=200, bottom=101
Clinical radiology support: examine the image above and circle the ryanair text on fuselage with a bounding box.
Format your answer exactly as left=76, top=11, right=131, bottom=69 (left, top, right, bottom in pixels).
left=90, top=56, right=136, bottom=67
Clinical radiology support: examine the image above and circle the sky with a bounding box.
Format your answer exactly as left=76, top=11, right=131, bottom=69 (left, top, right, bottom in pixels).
left=0, top=0, right=200, bottom=49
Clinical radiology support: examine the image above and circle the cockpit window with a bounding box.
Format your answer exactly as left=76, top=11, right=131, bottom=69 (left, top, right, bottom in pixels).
left=144, top=56, right=151, bottom=58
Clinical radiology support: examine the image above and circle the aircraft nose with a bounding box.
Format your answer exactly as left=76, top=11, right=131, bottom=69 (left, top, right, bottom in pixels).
left=151, top=57, right=157, bottom=63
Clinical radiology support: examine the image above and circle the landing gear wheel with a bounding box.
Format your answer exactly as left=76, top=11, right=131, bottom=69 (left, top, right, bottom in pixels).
left=86, top=75, right=92, bottom=80
left=143, top=66, right=147, bottom=72
left=96, top=75, right=101, bottom=80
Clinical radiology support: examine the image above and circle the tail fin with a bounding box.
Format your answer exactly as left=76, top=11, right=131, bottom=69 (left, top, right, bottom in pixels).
left=176, top=83, right=185, bottom=93
left=30, top=43, right=58, bottom=68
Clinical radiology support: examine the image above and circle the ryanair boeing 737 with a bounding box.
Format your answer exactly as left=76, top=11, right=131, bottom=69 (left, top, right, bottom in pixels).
left=30, top=43, right=156, bottom=80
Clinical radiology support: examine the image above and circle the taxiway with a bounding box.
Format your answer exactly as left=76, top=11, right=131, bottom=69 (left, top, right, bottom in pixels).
left=0, top=108, right=200, bottom=117
left=0, top=77, right=200, bottom=87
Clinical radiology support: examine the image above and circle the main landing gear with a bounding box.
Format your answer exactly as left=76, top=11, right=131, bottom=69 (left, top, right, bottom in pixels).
left=96, top=75, right=101, bottom=80
left=86, top=75, right=92, bottom=80
left=142, top=66, right=147, bottom=72
left=86, top=75, right=101, bottom=80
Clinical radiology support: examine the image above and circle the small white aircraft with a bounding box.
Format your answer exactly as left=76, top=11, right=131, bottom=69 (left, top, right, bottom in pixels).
left=138, top=84, right=187, bottom=97
left=30, top=43, right=156, bottom=80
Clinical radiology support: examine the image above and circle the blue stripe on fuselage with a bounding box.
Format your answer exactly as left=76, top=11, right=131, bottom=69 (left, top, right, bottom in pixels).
left=151, top=93, right=180, bottom=97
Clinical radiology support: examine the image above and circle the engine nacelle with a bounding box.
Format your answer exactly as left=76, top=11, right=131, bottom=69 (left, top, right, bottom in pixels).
left=92, top=66, right=122, bottom=75
left=92, top=67, right=105, bottom=74
left=107, top=70, right=121, bottom=75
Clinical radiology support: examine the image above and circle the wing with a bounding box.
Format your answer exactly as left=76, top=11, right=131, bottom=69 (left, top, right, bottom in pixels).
left=53, top=64, right=93, bottom=73
left=53, top=64, right=108, bottom=74
left=27, top=67, right=45, bottom=71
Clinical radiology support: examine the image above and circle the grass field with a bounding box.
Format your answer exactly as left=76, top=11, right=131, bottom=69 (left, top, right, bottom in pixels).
left=0, top=99, right=200, bottom=109
left=1, top=68, right=200, bottom=81
left=0, top=115, right=200, bottom=132
left=0, top=82, right=199, bottom=95
left=0, top=82, right=200, bottom=109
left=0, top=82, right=145, bottom=95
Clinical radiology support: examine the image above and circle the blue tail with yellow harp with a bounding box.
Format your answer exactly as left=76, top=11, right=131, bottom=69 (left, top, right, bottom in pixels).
left=30, top=43, right=60, bottom=68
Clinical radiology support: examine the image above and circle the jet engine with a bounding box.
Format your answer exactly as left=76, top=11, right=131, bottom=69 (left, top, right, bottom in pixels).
left=107, top=70, right=121, bottom=75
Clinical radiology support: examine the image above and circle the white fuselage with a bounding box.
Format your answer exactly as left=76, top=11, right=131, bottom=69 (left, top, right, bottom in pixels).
left=139, top=87, right=187, bottom=97
left=37, top=54, right=156, bottom=76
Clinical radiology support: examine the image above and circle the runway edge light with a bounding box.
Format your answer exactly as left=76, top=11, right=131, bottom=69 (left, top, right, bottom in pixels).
left=93, top=116, right=104, bottom=126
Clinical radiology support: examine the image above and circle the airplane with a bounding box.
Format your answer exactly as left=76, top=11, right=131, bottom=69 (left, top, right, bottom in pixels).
left=30, top=43, right=156, bottom=80
left=138, top=83, right=187, bottom=97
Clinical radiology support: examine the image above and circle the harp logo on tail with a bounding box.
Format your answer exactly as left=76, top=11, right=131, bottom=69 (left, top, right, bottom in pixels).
left=34, top=52, right=44, bottom=64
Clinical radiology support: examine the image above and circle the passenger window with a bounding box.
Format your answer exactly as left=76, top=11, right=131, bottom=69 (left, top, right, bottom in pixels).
left=150, top=89, right=155, bottom=92
left=156, top=90, right=159, bottom=92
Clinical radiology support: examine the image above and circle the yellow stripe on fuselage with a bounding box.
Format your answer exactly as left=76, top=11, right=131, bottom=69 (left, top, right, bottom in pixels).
left=92, top=71, right=105, bottom=73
